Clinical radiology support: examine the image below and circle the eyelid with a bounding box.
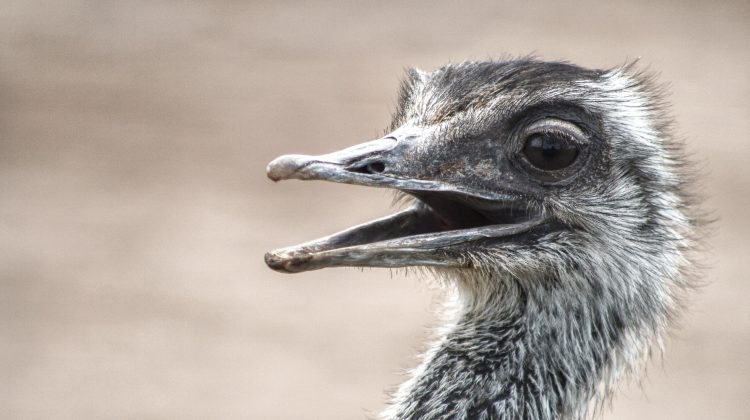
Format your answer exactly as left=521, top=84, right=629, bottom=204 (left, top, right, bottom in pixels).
left=525, top=118, right=587, bottom=144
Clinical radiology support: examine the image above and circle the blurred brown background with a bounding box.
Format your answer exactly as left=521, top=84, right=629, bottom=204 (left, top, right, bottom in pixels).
left=1, top=1, right=748, bottom=419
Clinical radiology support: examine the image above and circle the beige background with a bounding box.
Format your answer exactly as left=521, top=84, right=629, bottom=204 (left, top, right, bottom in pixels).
left=1, top=1, right=748, bottom=419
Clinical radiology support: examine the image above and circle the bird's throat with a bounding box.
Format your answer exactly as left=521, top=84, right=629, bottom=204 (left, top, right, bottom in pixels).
left=384, top=276, right=625, bottom=420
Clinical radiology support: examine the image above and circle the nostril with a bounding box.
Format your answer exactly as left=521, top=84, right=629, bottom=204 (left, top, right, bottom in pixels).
left=366, top=162, right=385, bottom=173
left=349, top=161, right=386, bottom=174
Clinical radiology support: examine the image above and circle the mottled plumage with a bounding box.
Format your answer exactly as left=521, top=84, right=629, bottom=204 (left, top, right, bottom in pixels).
left=266, top=58, right=702, bottom=420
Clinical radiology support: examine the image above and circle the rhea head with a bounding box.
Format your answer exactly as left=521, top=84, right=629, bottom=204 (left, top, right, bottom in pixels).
left=266, top=60, right=692, bottom=294
left=264, top=59, right=699, bottom=419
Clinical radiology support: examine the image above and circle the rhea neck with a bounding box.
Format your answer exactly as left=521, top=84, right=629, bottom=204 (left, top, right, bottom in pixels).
left=385, top=269, right=633, bottom=420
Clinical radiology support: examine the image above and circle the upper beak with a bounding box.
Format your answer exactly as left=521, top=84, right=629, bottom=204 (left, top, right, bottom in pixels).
left=267, top=137, right=398, bottom=183
left=266, top=131, right=465, bottom=196
left=264, top=130, right=550, bottom=273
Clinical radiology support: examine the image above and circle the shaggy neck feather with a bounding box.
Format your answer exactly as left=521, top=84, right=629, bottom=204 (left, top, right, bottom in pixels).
left=384, top=267, right=658, bottom=420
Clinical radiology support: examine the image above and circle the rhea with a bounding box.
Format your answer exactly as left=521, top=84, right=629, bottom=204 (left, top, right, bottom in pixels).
left=264, top=59, right=699, bottom=419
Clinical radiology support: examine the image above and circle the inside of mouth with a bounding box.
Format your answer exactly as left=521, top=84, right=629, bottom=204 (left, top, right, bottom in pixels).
left=410, top=192, right=533, bottom=232
left=294, top=191, right=538, bottom=254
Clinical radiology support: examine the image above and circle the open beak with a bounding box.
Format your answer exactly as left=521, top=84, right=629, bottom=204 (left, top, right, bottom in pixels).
left=264, top=130, right=550, bottom=273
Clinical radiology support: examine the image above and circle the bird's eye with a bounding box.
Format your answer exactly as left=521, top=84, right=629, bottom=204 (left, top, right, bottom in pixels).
left=522, top=132, right=579, bottom=171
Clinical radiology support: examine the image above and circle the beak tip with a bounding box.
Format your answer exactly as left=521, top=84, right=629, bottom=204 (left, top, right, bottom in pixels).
left=266, top=154, right=311, bottom=182
left=264, top=251, right=282, bottom=269
left=265, top=158, right=286, bottom=181
left=264, top=251, right=290, bottom=272
left=264, top=249, right=313, bottom=273
left=266, top=170, right=281, bottom=182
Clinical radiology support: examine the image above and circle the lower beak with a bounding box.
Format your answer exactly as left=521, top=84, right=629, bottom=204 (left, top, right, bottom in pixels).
left=264, top=205, right=545, bottom=273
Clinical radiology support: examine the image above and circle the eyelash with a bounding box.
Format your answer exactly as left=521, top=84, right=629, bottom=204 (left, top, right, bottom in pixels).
left=521, top=128, right=577, bottom=150
left=521, top=118, right=588, bottom=146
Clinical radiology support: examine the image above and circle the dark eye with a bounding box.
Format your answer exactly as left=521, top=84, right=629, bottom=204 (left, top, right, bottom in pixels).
left=522, top=133, right=579, bottom=171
